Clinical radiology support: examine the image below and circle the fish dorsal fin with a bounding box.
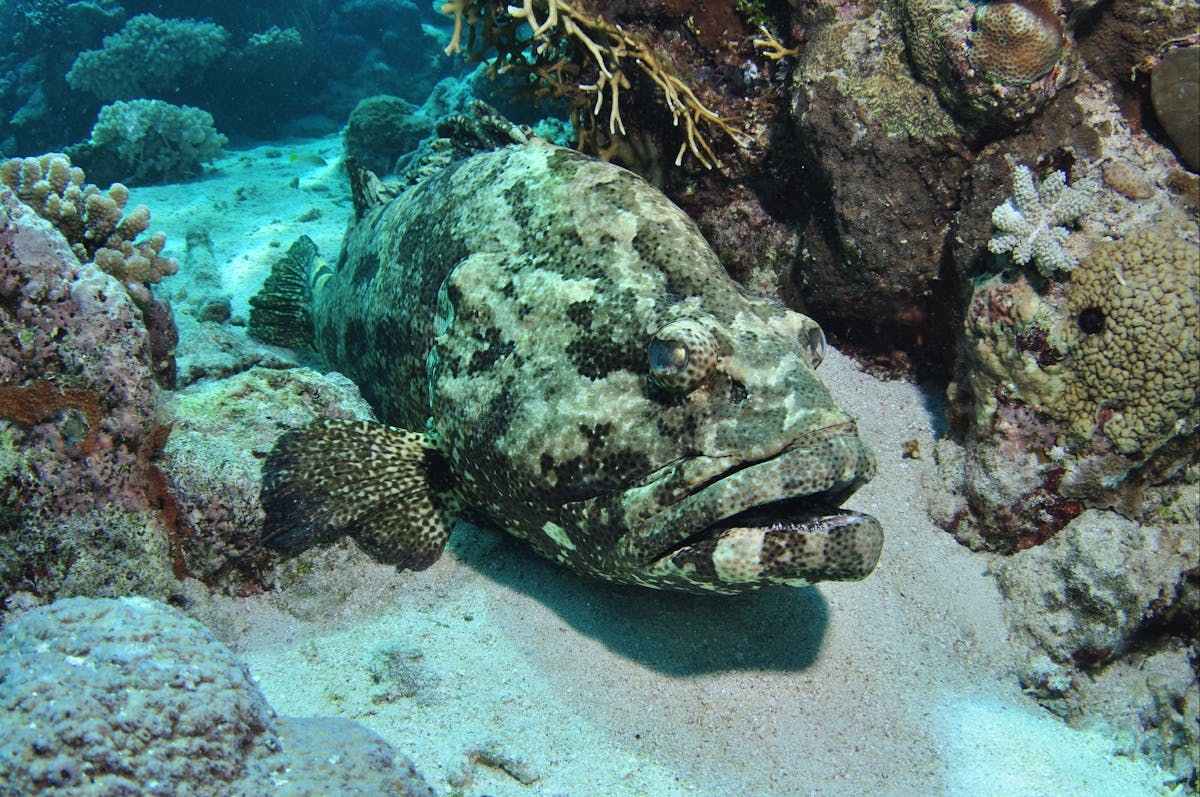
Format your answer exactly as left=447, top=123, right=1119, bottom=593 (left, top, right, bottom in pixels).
left=260, top=419, right=459, bottom=571
left=346, top=157, right=399, bottom=219
left=248, top=235, right=322, bottom=350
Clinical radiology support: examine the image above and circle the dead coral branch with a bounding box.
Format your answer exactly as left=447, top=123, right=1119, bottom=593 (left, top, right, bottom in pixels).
left=440, top=0, right=747, bottom=168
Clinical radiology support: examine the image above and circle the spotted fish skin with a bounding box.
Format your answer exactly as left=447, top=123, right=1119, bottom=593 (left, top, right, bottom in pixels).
left=254, top=134, right=882, bottom=593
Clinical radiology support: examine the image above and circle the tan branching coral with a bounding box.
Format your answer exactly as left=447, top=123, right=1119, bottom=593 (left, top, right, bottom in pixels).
left=440, top=0, right=746, bottom=168
left=0, top=153, right=178, bottom=307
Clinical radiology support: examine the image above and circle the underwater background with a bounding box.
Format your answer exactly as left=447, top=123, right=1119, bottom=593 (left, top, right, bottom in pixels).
left=0, top=1, right=1197, bottom=795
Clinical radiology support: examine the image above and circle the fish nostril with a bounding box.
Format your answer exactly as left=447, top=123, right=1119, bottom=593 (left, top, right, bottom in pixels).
left=728, top=379, right=747, bottom=404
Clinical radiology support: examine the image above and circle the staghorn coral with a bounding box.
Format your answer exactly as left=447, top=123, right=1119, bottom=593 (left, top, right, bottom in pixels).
left=439, top=0, right=745, bottom=168
left=65, top=13, right=230, bottom=103
left=1058, top=218, right=1200, bottom=454
left=0, top=152, right=177, bottom=307
left=988, top=161, right=1093, bottom=276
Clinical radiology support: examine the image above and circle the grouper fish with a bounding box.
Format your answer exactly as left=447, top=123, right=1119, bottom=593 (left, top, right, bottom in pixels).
left=250, top=112, right=883, bottom=594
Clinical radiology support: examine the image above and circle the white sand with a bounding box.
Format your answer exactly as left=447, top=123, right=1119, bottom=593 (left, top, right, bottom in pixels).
left=135, top=141, right=1174, bottom=797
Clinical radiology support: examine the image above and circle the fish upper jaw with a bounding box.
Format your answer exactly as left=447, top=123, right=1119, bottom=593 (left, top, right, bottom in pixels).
left=558, top=426, right=883, bottom=593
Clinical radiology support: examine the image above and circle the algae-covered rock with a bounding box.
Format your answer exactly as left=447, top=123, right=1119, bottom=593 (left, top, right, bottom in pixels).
left=789, top=2, right=968, bottom=336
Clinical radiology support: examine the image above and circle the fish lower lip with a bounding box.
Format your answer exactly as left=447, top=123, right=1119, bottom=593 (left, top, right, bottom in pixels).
left=627, top=435, right=882, bottom=587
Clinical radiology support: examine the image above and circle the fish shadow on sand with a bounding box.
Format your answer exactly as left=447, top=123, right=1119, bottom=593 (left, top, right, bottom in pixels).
left=449, top=522, right=828, bottom=677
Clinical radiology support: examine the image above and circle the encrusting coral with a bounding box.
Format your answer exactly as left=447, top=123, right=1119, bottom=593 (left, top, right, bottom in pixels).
left=1058, top=218, right=1199, bottom=454
left=0, top=153, right=177, bottom=307
left=439, top=0, right=746, bottom=168
left=988, top=161, right=1093, bottom=276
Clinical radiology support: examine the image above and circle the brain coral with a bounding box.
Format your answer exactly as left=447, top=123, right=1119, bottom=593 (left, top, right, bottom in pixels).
left=970, top=0, right=1065, bottom=84
left=1059, top=219, right=1200, bottom=454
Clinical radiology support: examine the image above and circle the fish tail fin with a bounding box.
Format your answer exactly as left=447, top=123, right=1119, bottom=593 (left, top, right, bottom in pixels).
left=260, top=419, right=459, bottom=571
left=248, top=235, right=325, bottom=351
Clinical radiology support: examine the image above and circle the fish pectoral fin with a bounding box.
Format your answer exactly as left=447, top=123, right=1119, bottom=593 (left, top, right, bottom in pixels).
left=260, top=419, right=458, bottom=572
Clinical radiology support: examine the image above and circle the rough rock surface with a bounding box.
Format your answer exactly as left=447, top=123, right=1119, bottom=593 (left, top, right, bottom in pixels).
left=788, top=1, right=967, bottom=353
left=158, top=366, right=374, bottom=593
left=994, top=508, right=1199, bottom=788
left=0, top=596, right=435, bottom=797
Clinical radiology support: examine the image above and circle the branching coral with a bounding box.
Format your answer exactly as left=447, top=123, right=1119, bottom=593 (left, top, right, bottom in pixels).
left=439, top=0, right=746, bottom=168
left=0, top=153, right=177, bottom=307
left=988, top=161, right=1093, bottom=276
left=65, top=13, right=230, bottom=102
left=85, top=99, right=227, bottom=185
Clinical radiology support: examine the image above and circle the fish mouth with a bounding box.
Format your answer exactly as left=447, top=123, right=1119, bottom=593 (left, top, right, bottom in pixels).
left=626, top=434, right=883, bottom=591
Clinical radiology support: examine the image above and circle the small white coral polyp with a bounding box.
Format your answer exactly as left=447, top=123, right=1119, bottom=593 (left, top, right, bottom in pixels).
left=988, top=162, right=1092, bottom=277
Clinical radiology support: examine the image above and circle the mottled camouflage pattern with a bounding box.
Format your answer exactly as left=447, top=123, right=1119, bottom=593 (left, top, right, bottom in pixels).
left=294, top=138, right=881, bottom=593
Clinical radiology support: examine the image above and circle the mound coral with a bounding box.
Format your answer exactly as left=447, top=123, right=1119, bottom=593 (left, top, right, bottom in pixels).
left=0, top=152, right=177, bottom=306
left=1058, top=218, right=1199, bottom=454
left=970, top=0, right=1065, bottom=84
left=898, top=0, right=1075, bottom=129
left=988, top=162, right=1092, bottom=276
left=439, top=0, right=745, bottom=167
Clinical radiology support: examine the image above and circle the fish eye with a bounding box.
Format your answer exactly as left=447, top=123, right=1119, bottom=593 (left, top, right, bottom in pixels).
left=648, top=319, right=718, bottom=393
left=805, top=324, right=826, bottom=368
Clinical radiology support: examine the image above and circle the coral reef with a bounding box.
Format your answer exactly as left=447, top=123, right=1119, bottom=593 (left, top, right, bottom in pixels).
left=0, top=596, right=436, bottom=796
left=935, top=217, right=1198, bottom=551
left=344, top=94, right=434, bottom=176
left=65, top=13, right=230, bottom=103
left=77, top=99, right=228, bottom=186
left=0, top=187, right=169, bottom=607
left=439, top=0, right=745, bottom=167
left=988, top=162, right=1093, bottom=275
left=899, top=0, right=1077, bottom=130
left=0, top=152, right=178, bottom=306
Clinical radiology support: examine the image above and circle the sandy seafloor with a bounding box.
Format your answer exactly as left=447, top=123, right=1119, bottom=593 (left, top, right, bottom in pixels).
left=128, top=138, right=1177, bottom=797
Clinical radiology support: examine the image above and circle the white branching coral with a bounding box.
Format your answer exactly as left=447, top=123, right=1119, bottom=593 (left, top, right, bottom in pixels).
left=988, top=162, right=1093, bottom=276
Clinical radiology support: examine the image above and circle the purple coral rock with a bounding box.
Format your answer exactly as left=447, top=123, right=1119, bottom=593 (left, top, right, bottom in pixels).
left=0, top=188, right=161, bottom=515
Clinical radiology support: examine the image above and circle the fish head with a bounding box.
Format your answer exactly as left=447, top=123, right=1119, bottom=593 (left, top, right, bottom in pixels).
left=429, top=147, right=881, bottom=593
